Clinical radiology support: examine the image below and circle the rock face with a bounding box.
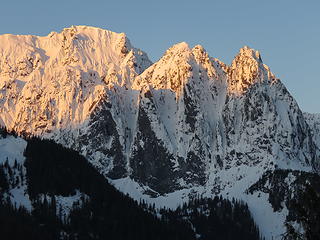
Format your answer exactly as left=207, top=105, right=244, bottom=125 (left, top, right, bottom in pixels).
left=304, top=113, right=320, bottom=149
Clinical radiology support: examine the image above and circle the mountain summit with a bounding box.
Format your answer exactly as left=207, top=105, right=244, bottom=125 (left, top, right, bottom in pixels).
left=227, top=45, right=275, bottom=94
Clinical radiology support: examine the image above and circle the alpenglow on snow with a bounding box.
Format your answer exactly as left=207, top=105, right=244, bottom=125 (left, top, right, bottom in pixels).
left=0, top=26, right=319, bottom=240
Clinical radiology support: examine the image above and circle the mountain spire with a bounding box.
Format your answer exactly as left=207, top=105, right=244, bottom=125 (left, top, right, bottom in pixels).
left=227, top=46, right=274, bottom=94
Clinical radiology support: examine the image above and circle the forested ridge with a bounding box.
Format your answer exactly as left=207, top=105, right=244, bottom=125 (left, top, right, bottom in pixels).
left=0, top=132, right=262, bottom=240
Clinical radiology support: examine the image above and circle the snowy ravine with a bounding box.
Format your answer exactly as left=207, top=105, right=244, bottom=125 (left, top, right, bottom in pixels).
left=0, top=26, right=319, bottom=239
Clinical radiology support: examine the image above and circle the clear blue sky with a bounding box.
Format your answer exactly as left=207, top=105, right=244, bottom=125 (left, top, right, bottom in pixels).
left=1, top=0, right=319, bottom=112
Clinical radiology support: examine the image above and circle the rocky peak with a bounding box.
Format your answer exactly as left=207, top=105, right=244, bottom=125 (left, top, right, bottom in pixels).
left=133, top=42, right=224, bottom=96
left=191, top=45, right=207, bottom=61
left=132, top=42, right=193, bottom=92
left=238, top=45, right=262, bottom=63
left=228, top=46, right=275, bottom=95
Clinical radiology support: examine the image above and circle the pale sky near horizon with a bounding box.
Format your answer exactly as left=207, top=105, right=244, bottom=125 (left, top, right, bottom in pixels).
left=1, top=0, right=319, bottom=112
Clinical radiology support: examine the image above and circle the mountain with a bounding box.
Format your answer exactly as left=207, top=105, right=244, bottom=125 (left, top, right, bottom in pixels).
left=0, top=26, right=319, bottom=239
left=0, top=25, right=151, bottom=134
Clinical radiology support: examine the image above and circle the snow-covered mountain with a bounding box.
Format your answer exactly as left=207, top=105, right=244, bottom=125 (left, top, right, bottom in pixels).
left=0, top=26, right=319, bottom=239
left=0, top=25, right=151, bottom=134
